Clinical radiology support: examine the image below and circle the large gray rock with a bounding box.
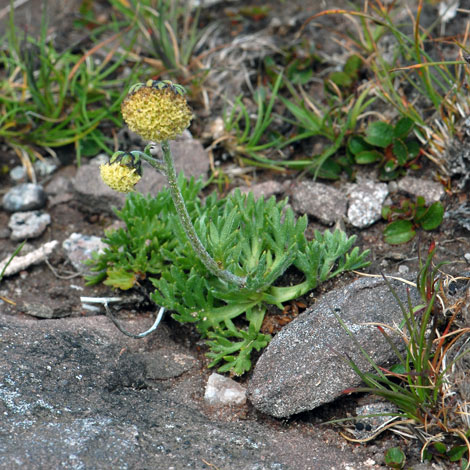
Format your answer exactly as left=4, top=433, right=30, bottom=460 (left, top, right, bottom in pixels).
left=248, top=275, right=422, bottom=418
left=0, top=312, right=369, bottom=469
left=72, top=136, right=209, bottom=215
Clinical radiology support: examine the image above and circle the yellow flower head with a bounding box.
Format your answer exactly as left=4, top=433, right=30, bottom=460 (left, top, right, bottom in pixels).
left=121, top=80, right=193, bottom=142
left=100, top=152, right=142, bottom=193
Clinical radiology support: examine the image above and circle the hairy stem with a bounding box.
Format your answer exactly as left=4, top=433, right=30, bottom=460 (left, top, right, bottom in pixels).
left=159, top=140, right=246, bottom=287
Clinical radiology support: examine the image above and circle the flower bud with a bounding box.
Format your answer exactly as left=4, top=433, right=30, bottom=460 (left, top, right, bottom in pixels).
left=100, top=151, right=142, bottom=193
left=121, top=80, right=193, bottom=142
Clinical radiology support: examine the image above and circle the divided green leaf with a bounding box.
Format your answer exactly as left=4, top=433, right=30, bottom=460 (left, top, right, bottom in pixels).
left=87, top=176, right=369, bottom=374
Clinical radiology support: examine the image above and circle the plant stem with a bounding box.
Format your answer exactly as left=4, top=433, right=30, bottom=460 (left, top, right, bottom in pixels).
left=159, top=140, right=246, bottom=287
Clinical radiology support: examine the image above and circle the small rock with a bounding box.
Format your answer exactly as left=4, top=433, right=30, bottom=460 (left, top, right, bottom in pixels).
left=0, top=241, right=58, bottom=277
left=34, top=158, right=59, bottom=177
left=465, top=253, right=470, bottom=264
left=62, top=233, right=107, bottom=274
left=237, top=181, right=283, bottom=200
left=398, top=265, right=409, bottom=275
left=248, top=275, right=421, bottom=418
left=397, top=176, right=445, bottom=203
left=289, top=181, right=347, bottom=225
left=9, top=166, right=27, bottom=182
left=8, top=211, right=51, bottom=240
left=44, top=175, right=73, bottom=196
left=2, top=183, right=47, bottom=212
left=21, top=301, right=68, bottom=319
left=204, top=373, right=247, bottom=406
left=351, top=402, right=399, bottom=440
left=347, top=181, right=388, bottom=228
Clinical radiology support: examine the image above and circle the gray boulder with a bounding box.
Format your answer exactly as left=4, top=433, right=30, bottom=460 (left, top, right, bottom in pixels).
left=248, top=275, right=422, bottom=418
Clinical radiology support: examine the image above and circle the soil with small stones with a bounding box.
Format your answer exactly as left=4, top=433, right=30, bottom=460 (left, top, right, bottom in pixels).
left=1, top=1, right=470, bottom=469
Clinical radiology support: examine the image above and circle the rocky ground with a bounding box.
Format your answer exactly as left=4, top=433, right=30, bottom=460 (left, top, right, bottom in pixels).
left=1, top=1, right=470, bottom=469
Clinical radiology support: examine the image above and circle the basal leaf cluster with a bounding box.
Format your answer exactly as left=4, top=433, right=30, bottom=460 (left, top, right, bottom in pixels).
left=87, top=176, right=369, bottom=375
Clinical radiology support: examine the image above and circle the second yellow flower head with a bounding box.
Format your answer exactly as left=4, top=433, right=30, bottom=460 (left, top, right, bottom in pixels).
left=121, top=80, right=193, bottom=142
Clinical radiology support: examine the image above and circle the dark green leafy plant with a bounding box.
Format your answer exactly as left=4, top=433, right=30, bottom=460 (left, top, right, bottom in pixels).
left=348, top=118, right=421, bottom=180
left=305, top=4, right=470, bottom=171
left=382, top=196, right=444, bottom=245
left=87, top=175, right=369, bottom=375
left=423, top=441, right=469, bottom=466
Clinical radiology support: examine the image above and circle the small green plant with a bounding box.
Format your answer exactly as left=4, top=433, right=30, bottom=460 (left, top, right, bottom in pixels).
left=382, top=196, right=444, bottom=244
left=109, top=0, right=207, bottom=80
left=305, top=4, right=470, bottom=170
left=222, top=73, right=284, bottom=167
left=0, top=8, right=136, bottom=166
left=334, top=243, right=470, bottom=468
left=384, top=447, right=406, bottom=469
left=422, top=441, right=469, bottom=467
left=347, top=117, right=421, bottom=180
left=326, top=54, right=363, bottom=94
left=88, top=79, right=370, bottom=375
left=88, top=177, right=369, bottom=374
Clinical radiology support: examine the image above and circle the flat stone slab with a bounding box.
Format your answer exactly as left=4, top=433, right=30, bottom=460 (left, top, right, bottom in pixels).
left=0, top=312, right=370, bottom=469
left=248, top=275, right=422, bottom=418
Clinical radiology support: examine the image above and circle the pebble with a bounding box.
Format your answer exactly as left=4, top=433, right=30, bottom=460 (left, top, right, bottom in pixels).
left=347, top=181, right=388, bottom=228
left=2, top=183, right=47, bottom=212
left=465, top=253, right=470, bottom=264
left=236, top=181, right=283, bottom=200
left=397, top=176, right=445, bottom=203
left=34, top=158, right=59, bottom=177
left=8, top=211, right=51, bottom=241
left=398, top=265, right=409, bottom=275
left=62, top=233, right=107, bottom=274
left=204, top=373, right=246, bottom=406
left=9, top=166, right=27, bottom=182
left=289, top=181, right=347, bottom=225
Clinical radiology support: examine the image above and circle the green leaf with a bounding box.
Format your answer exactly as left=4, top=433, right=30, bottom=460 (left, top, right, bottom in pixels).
left=348, top=135, right=370, bottom=155
left=389, top=363, right=406, bottom=374
left=381, top=205, right=392, bottom=220
left=343, top=54, right=362, bottom=77
left=432, top=442, right=447, bottom=455
left=104, top=268, right=137, bottom=290
left=392, top=138, right=408, bottom=165
left=406, top=139, right=420, bottom=159
left=365, top=121, right=394, bottom=148
left=448, top=445, right=468, bottom=462
left=314, top=158, right=342, bottom=180
left=417, top=202, right=444, bottom=231
left=383, top=220, right=416, bottom=245
left=384, top=447, right=406, bottom=469
left=328, top=71, right=353, bottom=87
left=393, top=117, right=414, bottom=139
left=355, top=150, right=382, bottom=164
